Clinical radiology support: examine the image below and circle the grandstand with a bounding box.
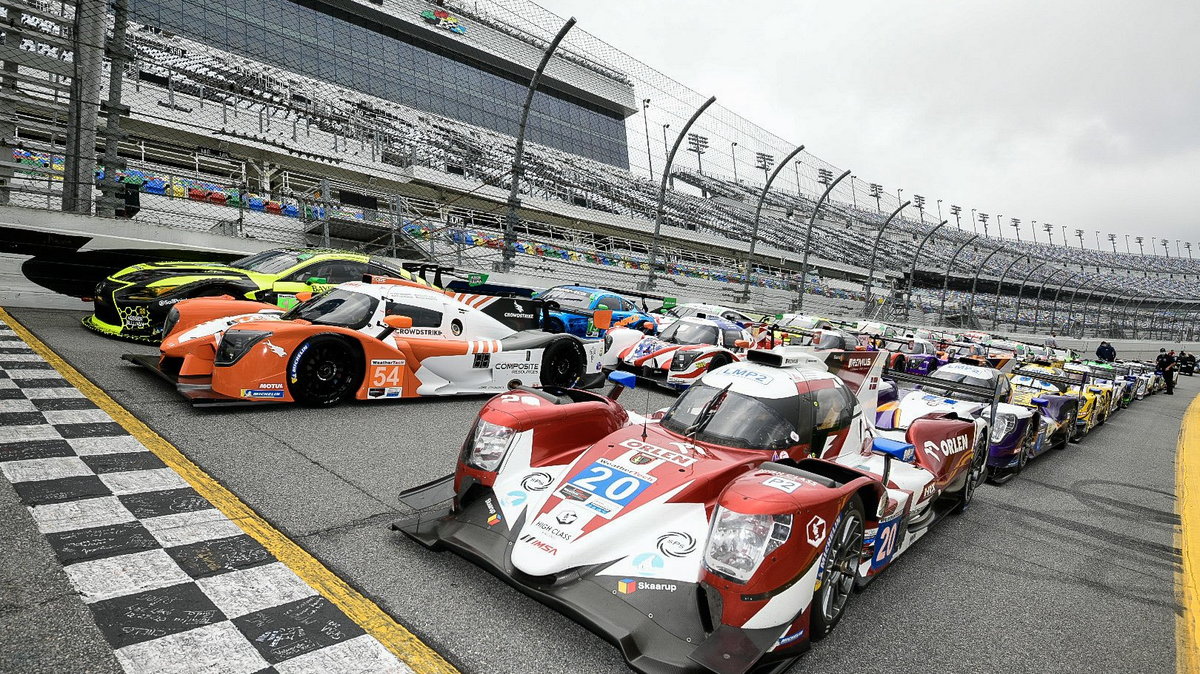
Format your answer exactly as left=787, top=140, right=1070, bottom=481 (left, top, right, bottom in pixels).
left=0, top=0, right=1195, bottom=339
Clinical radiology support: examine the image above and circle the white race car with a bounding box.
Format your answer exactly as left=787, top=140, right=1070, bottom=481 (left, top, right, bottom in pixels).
left=602, top=315, right=751, bottom=390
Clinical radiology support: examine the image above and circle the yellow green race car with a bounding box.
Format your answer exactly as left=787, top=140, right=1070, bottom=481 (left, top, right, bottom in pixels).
left=83, top=248, right=425, bottom=342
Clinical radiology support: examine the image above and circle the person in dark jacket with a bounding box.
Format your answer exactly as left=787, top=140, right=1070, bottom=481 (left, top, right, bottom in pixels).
left=1095, top=341, right=1116, bottom=362
left=1180, top=351, right=1196, bottom=376
left=1156, top=348, right=1177, bottom=394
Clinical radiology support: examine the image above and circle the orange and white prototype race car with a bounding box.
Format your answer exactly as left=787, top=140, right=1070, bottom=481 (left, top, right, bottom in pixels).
left=123, top=277, right=607, bottom=406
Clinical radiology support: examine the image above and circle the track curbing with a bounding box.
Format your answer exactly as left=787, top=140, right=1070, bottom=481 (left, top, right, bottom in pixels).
left=0, top=307, right=458, bottom=674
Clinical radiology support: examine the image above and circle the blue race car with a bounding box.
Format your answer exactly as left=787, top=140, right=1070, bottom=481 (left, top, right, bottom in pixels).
left=535, top=285, right=657, bottom=338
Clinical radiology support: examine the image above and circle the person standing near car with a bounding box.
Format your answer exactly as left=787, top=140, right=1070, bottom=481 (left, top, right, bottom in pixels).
left=1096, top=341, right=1116, bottom=362
left=1156, top=348, right=1177, bottom=394
left=1045, top=333, right=1058, bottom=349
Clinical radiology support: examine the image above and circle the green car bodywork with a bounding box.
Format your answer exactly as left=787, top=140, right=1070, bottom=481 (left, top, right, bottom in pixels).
left=84, top=248, right=423, bottom=342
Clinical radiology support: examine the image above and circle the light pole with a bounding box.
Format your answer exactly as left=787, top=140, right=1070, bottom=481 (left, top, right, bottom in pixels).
left=1107, top=233, right=1117, bottom=253
left=1044, top=223, right=1054, bottom=246
left=730, top=141, right=738, bottom=184
left=979, top=212, right=990, bottom=237
left=1030, top=220, right=1037, bottom=244
left=850, top=175, right=858, bottom=210
left=686, top=133, right=709, bottom=175
left=741, top=144, right=805, bottom=303
left=1011, top=217, right=1021, bottom=243
left=914, top=194, right=926, bottom=224
left=1075, top=228, right=1085, bottom=249
left=641, top=98, right=654, bottom=180
left=1061, top=225, right=1068, bottom=247
left=1124, top=234, right=1131, bottom=254
left=897, top=188, right=903, bottom=205
left=863, top=201, right=912, bottom=314
left=936, top=199, right=943, bottom=223
left=796, top=169, right=852, bottom=312
left=870, top=183, right=883, bottom=213
left=1162, top=238, right=1171, bottom=259
left=1186, top=242, right=1193, bottom=261
left=755, top=152, right=775, bottom=185
left=950, top=204, right=962, bottom=229
left=970, top=208, right=978, bottom=234
left=661, top=123, right=672, bottom=189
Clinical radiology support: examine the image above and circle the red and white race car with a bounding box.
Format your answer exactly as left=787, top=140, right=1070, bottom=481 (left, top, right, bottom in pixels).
left=395, top=346, right=987, bottom=673
left=601, top=315, right=751, bottom=390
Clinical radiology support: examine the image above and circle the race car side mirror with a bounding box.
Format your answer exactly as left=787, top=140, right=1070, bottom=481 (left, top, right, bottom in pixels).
left=1031, top=397, right=1049, bottom=406
left=593, top=310, right=613, bottom=331
left=871, top=437, right=915, bottom=463
left=734, top=339, right=750, bottom=348
left=305, top=276, right=328, bottom=285
left=596, top=303, right=610, bottom=311
left=294, top=292, right=312, bottom=303
left=385, top=315, right=413, bottom=329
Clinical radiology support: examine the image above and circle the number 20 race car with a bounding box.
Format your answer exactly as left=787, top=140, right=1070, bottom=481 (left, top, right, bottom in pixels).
left=394, top=347, right=986, bottom=673
left=124, top=276, right=607, bottom=406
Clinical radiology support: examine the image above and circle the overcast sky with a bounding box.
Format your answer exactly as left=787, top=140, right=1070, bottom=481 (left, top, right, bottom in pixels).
left=549, top=0, right=1199, bottom=252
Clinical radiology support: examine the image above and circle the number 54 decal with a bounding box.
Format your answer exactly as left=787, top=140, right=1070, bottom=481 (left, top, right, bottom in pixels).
left=369, top=359, right=405, bottom=387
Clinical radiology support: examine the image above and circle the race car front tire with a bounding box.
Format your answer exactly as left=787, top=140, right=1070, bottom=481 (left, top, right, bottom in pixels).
left=287, top=335, right=363, bottom=407
left=809, top=494, right=865, bottom=641
left=540, top=338, right=586, bottom=389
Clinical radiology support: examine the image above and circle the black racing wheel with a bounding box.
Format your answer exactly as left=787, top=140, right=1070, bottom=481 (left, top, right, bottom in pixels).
left=954, top=432, right=989, bottom=511
left=809, top=494, right=865, bottom=641
left=540, top=338, right=586, bottom=388
left=286, top=335, right=362, bottom=407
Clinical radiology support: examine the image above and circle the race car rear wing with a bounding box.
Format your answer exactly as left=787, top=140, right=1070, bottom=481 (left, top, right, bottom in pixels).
left=399, top=262, right=455, bottom=288
left=1011, top=366, right=1089, bottom=389
left=883, top=367, right=1003, bottom=432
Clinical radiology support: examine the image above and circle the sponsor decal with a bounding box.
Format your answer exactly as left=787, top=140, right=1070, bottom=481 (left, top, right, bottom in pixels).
left=289, top=343, right=309, bottom=383
left=240, top=389, right=285, bottom=399
left=656, top=532, right=696, bottom=558
left=157, top=297, right=183, bottom=307
left=518, top=534, right=557, bottom=555
left=366, top=387, right=402, bottom=399
left=495, top=362, right=539, bottom=373
left=421, top=9, right=467, bottom=34
left=596, top=457, right=655, bottom=483
left=371, top=359, right=405, bottom=366
left=763, top=475, right=802, bottom=494
left=777, top=630, right=806, bottom=646
left=617, top=578, right=678, bottom=594
left=555, top=511, right=578, bottom=525
left=806, top=515, right=827, bottom=547
left=533, top=520, right=574, bottom=541
left=521, top=472, right=553, bottom=492
left=629, top=453, right=654, bottom=466
left=618, top=438, right=698, bottom=467
left=485, top=498, right=501, bottom=526
left=256, top=383, right=284, bottom=389
left=923, top=434, right=971, bottom=458
left=632, top=553, right=665, bottom=575
left=558, top=484, right=590, bottom=501
left=503, top=312, right=535, bottom=319
left=584, top=501, right=613, bottom=517
left=919, top=482, right=936, bottom=502
left=396, top=327, right=443, bottom=336
left=487, top=513, right=501, bottom=526
left=262, top=340, right=286, bottom=358
left=847, top=357, right=873, bottom=369
left=503, top=490, right=527, bottom=507
left=724, top=367, right=774, bottom=385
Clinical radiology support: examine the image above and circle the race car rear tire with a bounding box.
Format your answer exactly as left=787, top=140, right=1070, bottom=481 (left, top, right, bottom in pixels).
left=809, top=494, right=865, bottom=641
left=287, top=335, right=363, bottom=407
left=540, top=338, right=586, bottom=389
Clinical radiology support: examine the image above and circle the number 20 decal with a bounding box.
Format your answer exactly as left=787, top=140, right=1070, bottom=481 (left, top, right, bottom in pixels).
left=871, top=518, right=901, bottom=570
left=567, top=462, right=651, bottom=506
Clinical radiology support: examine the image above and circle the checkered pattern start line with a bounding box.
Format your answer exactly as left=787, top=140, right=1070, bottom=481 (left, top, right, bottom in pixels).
left=0, top=321, right=412, bottom=674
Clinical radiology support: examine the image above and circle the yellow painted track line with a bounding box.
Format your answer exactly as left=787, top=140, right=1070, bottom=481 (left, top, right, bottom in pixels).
left=1179, top=394, right=1200, bottom=674
left=0, top=308, right=458, bottom=674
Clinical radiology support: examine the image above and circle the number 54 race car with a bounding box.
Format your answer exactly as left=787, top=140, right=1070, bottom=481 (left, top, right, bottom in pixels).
left=124, top=276, right=607, bottom=406
left=394, top=347, right=986, bottom=673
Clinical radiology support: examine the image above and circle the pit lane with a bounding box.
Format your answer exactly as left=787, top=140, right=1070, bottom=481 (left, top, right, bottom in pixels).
left=8, top=307, right=1181, bottom=673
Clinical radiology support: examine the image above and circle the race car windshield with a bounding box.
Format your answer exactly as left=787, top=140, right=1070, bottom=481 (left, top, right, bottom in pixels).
left=661, top=384, right=806, bottom=451
left=1012, top=375, right=1066, bottom=393
left=282, top=288, right=378, bottom=329
left=927, top=370, right=995, bottom=402
left=540, top=288, right=592, bottom=310
left=230, top=250, right=304, bottom=274
left=660, top=321, right=719, bottom=345
left=814, top=331, right=848, bottom=351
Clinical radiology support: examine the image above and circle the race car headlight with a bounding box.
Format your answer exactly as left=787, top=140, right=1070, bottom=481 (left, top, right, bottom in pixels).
left=703, top=507, right=792, bottom=584
left=161, top=306, right=181, bottom=338
left=214, top=330, right=270, bottom=366
left=989, top=412, right=1018, bottom=443
left=671, top=350, right=702, bottom=371
left=461, top=419, right=515, bottom=472
left=123, top=284, right=180, bottom=300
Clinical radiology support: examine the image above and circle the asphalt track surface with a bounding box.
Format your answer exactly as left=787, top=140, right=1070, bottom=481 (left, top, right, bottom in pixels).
left=5, top=307, right=1182, bottom=674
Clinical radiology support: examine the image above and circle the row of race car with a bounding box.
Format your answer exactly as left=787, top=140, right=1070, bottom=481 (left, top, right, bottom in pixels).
left=79, top=247, right=1177, bottom=673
